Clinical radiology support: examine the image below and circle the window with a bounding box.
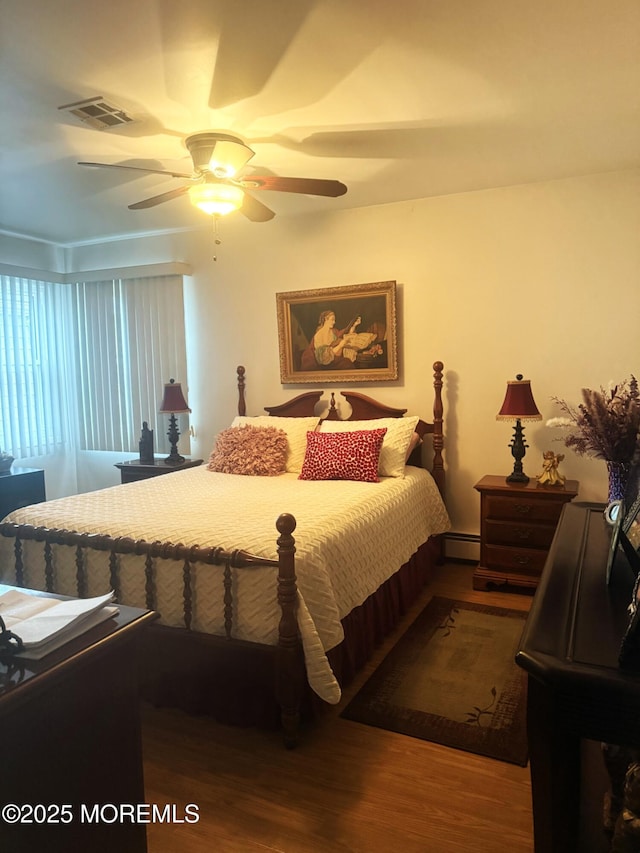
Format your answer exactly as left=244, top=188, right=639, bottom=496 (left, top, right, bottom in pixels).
left=0, top=273, right=187, bottom=457
left=0, top=276, right=73, bottom=457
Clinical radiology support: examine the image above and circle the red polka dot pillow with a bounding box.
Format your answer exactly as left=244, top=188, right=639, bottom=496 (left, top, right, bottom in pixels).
left=319, top=415, right=420, bottom=477
left=299, top=428, right=387, bottom=482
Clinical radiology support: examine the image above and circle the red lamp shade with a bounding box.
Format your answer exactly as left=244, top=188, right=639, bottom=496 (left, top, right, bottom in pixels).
left=159, top=379, right=191, bottom=414
left=496, top=375, right=542, bottom=422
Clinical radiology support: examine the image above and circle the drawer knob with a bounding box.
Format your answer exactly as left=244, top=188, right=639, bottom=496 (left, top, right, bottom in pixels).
left=515, top=555, right=532, bottom=566
left=514, top=503, right=532, bottom=515
left=515, top=529, right=531, bottom=540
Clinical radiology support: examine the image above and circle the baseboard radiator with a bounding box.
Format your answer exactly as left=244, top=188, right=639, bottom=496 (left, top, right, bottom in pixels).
left=443, top=531, right=480, bottom=563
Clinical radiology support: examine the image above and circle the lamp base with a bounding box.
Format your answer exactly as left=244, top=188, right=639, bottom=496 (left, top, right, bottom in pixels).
left=165, top=414, right=185, bottom=466
left=506, top=418, right=530, bottom=485
left=164, top=451, right=185, bottom=466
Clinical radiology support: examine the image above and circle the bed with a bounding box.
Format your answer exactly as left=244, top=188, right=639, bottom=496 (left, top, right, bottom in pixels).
left=0, top=362, right=450, bottom=746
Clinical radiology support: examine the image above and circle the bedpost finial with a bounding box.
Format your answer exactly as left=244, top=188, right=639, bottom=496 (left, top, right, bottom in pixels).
left=276, top=513, right=297, bottom=537
left=324, top=392, right=339, bottom=421
left=237, top=365, right=245, bottom=378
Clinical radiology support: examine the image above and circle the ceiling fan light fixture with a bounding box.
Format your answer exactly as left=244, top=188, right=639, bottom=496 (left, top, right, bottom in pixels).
left=188, top=183, right=244, bottom=216
left=185, top=133, right=254, bottom=179
left=208, top=141, right=255, bottom=178
left=80, top=129, right=345, bottom=223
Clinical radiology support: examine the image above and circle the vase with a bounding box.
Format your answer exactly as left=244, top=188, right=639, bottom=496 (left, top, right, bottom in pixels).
left=606, top=461, right=631, bottom=504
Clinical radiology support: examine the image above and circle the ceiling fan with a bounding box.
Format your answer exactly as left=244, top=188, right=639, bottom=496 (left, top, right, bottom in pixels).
left=78, top=131, right=348, bottom=222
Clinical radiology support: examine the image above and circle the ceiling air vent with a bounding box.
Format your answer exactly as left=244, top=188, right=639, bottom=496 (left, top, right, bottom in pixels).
left=58, top=96, right=136, bottom=130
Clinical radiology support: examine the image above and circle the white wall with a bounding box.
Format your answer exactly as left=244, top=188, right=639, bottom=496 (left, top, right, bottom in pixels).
left=5, top=168, right=640, bottom=541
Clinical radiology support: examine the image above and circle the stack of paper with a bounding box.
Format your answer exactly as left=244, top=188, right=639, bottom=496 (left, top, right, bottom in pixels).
left=0, top=588, right=118, bottom=659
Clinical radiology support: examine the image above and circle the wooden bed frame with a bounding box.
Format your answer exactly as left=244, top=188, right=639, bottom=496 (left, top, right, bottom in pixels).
left=0, top=361, right=445, bottom=747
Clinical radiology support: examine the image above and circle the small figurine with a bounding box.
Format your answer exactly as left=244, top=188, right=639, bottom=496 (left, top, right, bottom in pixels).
left=0, top=446, right=14, bottom=473
left=537, top=450, right=565, bottom=487
left=139, top=421, right=155, bottom=465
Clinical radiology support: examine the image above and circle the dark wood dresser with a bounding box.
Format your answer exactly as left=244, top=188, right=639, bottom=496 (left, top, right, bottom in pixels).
left=473, top=474, right=579, bottom=591
left=516, top=501, right=640, bottom=852
left=0, top=467, right=46, bottom=520
left=0, top=586, right=155, bottom=853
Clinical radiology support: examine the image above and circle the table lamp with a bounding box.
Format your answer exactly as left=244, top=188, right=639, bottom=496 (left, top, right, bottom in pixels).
left=159, top=378, right=191, bottom=465
left=496, top=374, right=542, bottom=484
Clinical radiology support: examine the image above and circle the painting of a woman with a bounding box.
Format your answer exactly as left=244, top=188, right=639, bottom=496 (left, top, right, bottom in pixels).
left=276, top=280, right=398, bottom=383
left=300, top=310, right=377, bottom=371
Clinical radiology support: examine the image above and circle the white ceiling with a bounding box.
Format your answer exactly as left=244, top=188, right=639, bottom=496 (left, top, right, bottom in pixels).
left=1, top=0, right=639, bottom=246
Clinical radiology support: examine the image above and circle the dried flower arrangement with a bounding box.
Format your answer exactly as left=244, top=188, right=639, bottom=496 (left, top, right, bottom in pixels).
left=547, top=376, right=640, bottom=463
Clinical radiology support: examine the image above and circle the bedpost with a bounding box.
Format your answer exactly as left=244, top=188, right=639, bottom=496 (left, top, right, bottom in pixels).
left=431, top=361, right=445, bottom=497
left=237, top=365, right=246, bottom=416
left=431, top=361, right=446, bottom=564
left=274, top=512, right=303, bottom=749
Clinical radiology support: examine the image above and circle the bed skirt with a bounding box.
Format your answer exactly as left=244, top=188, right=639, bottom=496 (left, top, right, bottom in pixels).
left=137, top=536, right=439, bottom=729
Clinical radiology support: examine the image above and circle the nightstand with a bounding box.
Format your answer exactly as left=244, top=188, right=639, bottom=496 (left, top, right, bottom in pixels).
left=473, top=474, right=579, bottom=592
left=115, top=457, right=204, bottom=484
left=0, top=467, right=46, bottom=519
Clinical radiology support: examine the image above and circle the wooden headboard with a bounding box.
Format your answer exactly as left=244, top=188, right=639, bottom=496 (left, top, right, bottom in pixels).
left=235, top=362, right=445, bottom=497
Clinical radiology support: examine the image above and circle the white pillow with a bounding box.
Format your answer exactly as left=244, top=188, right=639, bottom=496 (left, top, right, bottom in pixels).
left=319, top=416, right=420, bottom=477
left=231, top=416, right=321, bottom=473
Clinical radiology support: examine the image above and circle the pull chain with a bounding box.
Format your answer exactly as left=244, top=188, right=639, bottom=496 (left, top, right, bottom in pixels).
left=212, top=215, right=222, bottom=261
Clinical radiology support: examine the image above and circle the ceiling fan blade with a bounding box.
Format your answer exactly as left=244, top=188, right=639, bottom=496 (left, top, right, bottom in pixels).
left=241, top=175, right=347, bottom=197
left=128, top=186, right=190, bottom=210
left=78, top=161, right=192, bottom=179
left=240, top=192, right=276, bottom=222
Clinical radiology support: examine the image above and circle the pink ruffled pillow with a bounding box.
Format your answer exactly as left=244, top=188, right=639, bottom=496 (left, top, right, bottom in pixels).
left=299, top=428, right=387, bottom=482
left=207, top=425, right=288, bottom=476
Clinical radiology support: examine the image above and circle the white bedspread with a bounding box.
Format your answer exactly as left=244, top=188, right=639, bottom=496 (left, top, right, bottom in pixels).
left=0, top=466, right=450, bottom=702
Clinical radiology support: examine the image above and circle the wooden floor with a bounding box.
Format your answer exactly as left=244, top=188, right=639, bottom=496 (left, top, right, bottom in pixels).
left=142, top=562, right=535, bottom=853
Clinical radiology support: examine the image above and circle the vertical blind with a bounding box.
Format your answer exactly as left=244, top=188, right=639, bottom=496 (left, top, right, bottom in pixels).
left=0, top=276, right=74, bottom=457
left=0, top=273, right=187, bottom=457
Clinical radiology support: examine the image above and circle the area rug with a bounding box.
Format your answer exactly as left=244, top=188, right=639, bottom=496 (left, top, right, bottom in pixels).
left=341, top=596, right=529, bottom=766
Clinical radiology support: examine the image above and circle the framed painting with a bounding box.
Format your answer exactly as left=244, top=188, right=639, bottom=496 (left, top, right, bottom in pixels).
left=621, top=495, right=640, bottom=575
left=624, top=497, right=640, bottom=547
left=276, top=280, right=398, bottom=384
left=619, top=571, right=640, bottom=671
left=604, top=500, right=625, bottom=584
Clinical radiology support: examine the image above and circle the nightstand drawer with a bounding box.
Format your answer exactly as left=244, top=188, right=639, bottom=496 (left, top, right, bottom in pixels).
left=485, top=494, right=566, bottom=524
left=484, top=544, right=548, bottom=577
left=121, top=467, right=171, bottom=483
left=115, top=458, right=203, bottom=484
left=485, top=519, right=557, bottom=550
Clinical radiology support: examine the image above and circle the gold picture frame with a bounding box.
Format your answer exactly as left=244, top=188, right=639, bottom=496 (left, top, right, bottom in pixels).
left=276, top=281, right=398, bottom=384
